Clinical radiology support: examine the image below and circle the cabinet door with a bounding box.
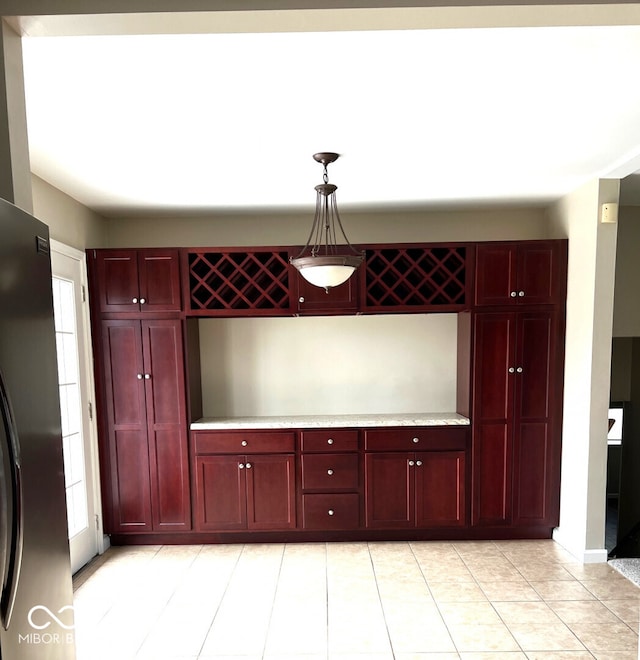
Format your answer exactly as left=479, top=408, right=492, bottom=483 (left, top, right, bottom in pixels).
left=516, top=242, right=559, bottom=305
left=295, top=270, right=359, bottom=314
left=416, top=451, right=466, bottom=527
left=246, top=454, right=296, bottom=530
left=195, top=455, right=246, bottom=530
left=138, top=249, right=182, bottom=312
left=472, top=313, right=515, bottom=525
left=475, top=244, right=517, bottom=306
left=96, top=250, right=141, bottom=313
left=512, top=311, right=559, bottom=526
left=101, top=320, right=152, bottom=532
left=365, top=453, right=413, bottom=528
left=142, top=320, right=191, bottom=531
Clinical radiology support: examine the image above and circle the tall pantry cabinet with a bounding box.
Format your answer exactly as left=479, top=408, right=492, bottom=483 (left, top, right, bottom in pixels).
left=88, top=249, right=191, bottom=534
left=470, top=241, right=567, bottom=530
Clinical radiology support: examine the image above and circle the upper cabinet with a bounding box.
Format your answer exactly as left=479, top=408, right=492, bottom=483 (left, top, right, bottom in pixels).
left=294, top=266, right=360, bottom=315
left=474, top=241, right=566, bottom=307
left=185, top=249, right=291, bottom=316
left=89, top=249, right=182, bottom=314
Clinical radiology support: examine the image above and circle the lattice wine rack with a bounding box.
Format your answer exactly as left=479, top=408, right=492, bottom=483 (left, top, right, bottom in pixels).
left=187, top=250, right=291, bottom=314
left=364, top=246, right=468, bottom=311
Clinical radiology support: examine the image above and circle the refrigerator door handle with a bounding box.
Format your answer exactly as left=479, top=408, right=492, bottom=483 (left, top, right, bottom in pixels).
left=0, top=368, right=24, bottom=630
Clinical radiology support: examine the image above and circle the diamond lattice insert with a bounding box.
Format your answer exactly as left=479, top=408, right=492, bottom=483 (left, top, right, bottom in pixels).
left=188, top=251, right=290, bottom=312
left=365, top=246, right=467, bottom=309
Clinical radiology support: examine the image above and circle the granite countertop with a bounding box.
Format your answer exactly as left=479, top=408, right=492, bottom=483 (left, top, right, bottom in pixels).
left=191, top=413, right=470, bottom=430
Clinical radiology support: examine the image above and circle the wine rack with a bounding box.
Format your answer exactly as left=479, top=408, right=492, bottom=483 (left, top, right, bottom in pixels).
left=187, top=250, right=291, bottom=314
left=365, top=246, right=468, bottom=311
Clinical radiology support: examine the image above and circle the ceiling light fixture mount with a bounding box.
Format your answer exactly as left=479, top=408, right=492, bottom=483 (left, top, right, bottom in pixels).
left=290, top=152, right=365, bottom=293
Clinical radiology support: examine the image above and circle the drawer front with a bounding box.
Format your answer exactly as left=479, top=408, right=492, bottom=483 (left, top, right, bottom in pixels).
left=301, top=429, right=359, bottom=452
left=302, top=494, right=360, bottom=529
left=193, top=431, right=295, bottom=455
left=301, top=454, right=359, bottom=491
left=364, top=427, right=468, bottom=452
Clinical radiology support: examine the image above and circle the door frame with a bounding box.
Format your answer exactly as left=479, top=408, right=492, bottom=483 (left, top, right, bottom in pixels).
left=50, top=239, right=108, bottom=567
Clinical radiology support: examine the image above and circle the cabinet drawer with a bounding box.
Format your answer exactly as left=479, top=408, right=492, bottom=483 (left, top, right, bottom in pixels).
left=193, top=431, right=295, bottom=455
left=364, top=427, right=467, bottom=452
left=302, top=494, right=360, bottom=529
left=300, top=429, right=359, bottom=452
left=301, top=454, right=359, bottom=491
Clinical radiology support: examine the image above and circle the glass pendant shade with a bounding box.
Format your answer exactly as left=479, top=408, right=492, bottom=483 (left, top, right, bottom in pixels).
left=290, top=153, right=364, bottom=292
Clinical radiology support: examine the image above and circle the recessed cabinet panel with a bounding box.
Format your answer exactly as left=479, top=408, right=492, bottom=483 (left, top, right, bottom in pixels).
left=113, top=430, right=152, bottom=530
left=475, top=245, right=516, bottom=307
left=416, top=451, right=466, bottom=527
left=300, top=430, right=359, bottom=452
left=473, top=423, right=511, bottom=526
left=365, top=453, right=413, bottom=528
left=196, top=455, right=246, bottom=530
left=295, top=268, right=359, bottom=314
left=99, top=251, right=139, bottom=312
left=246, top=454, right=296, bottom=530
left=139, top=251, right=182, bottom=312
left=513, top=422, right=549, bottom=524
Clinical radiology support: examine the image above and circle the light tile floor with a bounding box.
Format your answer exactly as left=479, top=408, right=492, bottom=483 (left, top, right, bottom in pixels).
left=72, top=540, right=640, bottom=660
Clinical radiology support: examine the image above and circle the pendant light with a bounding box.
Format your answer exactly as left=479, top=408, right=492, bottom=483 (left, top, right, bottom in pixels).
left=290, top=152, right=364, bottom=292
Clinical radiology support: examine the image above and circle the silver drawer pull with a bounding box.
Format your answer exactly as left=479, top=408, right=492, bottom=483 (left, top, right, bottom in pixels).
left=508, top=367, right=515, bottom=374
left=412, top=437, right=419, bottom=444
left=408, top=460, right=415, bottom=466
left=246, top=462, right=252, bottom=469
left=132, top=297, right=138, bottom=304
left=416, top=460, right=423, bottom=467
left=328, top=509, right=335, bottom=516
left=516, top=367, right=523, bottom=373
left=299, top=296, right=305, bottom=303
left=238, top=463, right=245, bottom=469
left=327, top=438, right=334, bottom=445
left=137, top=373, right=143, bottom=379
left=510, top=291, right=517, bottom=297
left=327, top=469, right=334, bottom=476
left=241, top=440, right=248, bottom=447
left=518, top=291, right=525, bottom=297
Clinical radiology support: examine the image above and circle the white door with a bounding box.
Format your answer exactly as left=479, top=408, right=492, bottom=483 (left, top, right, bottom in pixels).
left=51, top=241, right=102, bottom=574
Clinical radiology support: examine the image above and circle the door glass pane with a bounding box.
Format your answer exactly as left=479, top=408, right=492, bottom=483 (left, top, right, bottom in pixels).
left=52, top=276, right=89, bottom=539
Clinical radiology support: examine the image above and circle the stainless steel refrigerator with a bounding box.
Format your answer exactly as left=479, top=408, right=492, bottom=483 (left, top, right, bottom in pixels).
left=0, top=197, right=76, bottom=659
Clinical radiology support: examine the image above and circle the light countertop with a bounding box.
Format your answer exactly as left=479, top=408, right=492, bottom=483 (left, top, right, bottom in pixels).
left=191, top=413, right=470, bottom=430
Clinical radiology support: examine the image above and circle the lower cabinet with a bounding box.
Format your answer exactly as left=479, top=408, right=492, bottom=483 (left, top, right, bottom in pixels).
left=364, top=427, right=468, bottom=529
left=300, top=430, right=361, bottom=529
left=194, top=431, right=296, bottom=531
left=365, top=451, right=466, bottom=528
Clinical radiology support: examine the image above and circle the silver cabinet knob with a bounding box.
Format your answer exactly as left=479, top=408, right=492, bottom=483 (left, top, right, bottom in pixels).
left=327, top=469, right=334, bottom=476
left=144, top=373, right=150, bottom=379
left=516, top=367, right=523, bottom=373
left=408, top=460, right=415, bottom=466
left=510, top=291, right=517, bottom=297
left=416, top=460, right=423, bottom=467
left=508, top=367, right=515, bottom=374
left=518, top=291, right=525, bottom=297
left=137, top=373, right=143, bottom=379
left=132, top=297, right=138, bottom=304
left=238, top=463, right=245, bottom=469
left=412, top=437, right=419, bottom=444
left=241, top=440, right=248, bottom=447
left=327, top=438, right=334, bottom=445
left=246, top=462, right=252, bottom=469
left=299, top=297, right=305, bottom=303
left=139, top=297, right=146, bottom=304
left=328, top=509, right=335, bottom=516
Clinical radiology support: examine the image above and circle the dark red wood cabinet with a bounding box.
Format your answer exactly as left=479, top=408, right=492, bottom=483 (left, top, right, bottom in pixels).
left=91, top=248, right=182, bottom=313
left=475, top=241, right=564, bottom=307
left=300, top=429, right=361, bottom=529
left=294, top=270, right=360, bottom=314
left=364, top=428, right=468, bottom=529
left=100, top=319, right=191, bottom=533
left=193, top=431, right=296, bottom=531
left=365, top=451, right=466, bottom=528
left=471, top=310, right=562, bottom=528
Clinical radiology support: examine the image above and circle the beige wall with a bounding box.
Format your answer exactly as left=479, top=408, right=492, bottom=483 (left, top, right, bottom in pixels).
left=199, top=314, right=457, bottom=417
left=104, top=206, right=551, bottom=248
left=613, top=206, right=640, bottom=338
left=548, top=178, right=619, bottom=562
left=31, top=174, right=107, bottom=249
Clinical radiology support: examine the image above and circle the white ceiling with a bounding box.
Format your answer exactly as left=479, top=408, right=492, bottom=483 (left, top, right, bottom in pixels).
left=17, top=15, right=640, bottom=216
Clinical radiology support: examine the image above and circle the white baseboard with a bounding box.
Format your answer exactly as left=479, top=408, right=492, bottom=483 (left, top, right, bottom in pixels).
left=552, top=527, right=608, bottom=563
